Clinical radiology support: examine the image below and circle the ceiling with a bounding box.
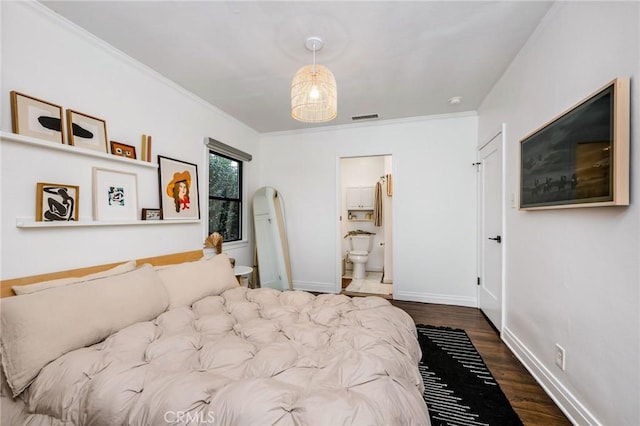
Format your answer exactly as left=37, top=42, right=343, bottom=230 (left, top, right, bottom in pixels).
left=41, top=1, right=553, bottom=134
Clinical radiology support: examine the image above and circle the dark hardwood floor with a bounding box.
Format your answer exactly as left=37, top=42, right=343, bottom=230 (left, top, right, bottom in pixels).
left=391, top=300, right=572, bottom=426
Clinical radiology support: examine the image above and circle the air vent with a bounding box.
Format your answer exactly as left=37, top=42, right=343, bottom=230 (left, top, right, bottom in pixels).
left=351, top=114, right=379, bottom=121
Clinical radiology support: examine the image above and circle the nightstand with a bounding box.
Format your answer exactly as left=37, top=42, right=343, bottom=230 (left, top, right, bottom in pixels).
left=233, top=265, right=253, bottom=288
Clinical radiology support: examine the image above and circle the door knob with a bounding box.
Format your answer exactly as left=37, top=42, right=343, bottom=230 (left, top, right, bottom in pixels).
left=488, top=235, right=502, bottom=243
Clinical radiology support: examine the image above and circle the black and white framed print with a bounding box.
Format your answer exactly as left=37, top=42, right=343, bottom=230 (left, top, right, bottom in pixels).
left=67, top=109, right=108, bottom=153
left=36, top=182, right=79, bottom=222
left=11, top=91, right=64, bottom=144
left=141, top=208, right=162, bottom=220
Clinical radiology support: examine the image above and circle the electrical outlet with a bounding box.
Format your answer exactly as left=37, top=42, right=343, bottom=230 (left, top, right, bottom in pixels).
left=555, top=344, right=566, bottom=370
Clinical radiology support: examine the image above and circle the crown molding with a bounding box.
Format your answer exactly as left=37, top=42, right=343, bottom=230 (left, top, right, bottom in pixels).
left=20, top=1, right=259, bottom=137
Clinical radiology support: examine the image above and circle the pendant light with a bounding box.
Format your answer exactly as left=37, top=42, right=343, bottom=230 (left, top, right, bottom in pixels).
left=291, top=36, right=337, bottom=123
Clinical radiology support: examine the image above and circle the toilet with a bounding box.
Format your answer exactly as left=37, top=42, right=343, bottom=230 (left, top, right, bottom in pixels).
left=348, top=235, right=374, bottom=279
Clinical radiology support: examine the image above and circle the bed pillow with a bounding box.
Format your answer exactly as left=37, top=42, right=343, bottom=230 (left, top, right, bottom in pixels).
left=12, top=260, right=137, bottom=295
left=157, top=253, right=239, bottom=309
left=0, top=264, right=168, bottom=397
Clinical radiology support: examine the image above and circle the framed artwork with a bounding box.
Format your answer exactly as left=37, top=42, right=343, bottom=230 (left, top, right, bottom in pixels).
left=66, top=109, right=108, bottom=153
left=92, top=167, right=138, bottom=221
left=158, top=155, right=200, bottom=220
left=110, top=141, right=137, bottom=159
left=520, top=78, right=629, bottom=210
left=36, top=182, right=79, bottom=222
left=10, top=91, right=64, bottom=144
left=141, top=208, right=162, bottom=220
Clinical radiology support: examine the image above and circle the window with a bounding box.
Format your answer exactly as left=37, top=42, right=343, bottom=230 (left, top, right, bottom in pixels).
left=206, top=137, right=252, bottom=243
left=208, top=151, right=242, bottom=242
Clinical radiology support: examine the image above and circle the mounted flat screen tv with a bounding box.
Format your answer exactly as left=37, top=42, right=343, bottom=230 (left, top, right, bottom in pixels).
left=520, top=77, right=630, bottom=210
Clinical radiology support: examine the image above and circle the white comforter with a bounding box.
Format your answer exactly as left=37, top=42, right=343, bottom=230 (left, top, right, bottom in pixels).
left=4, top=287, right=429, bottom=425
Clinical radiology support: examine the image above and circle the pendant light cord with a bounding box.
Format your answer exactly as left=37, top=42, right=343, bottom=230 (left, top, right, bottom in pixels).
left=312, top=41, right=317, bottom=75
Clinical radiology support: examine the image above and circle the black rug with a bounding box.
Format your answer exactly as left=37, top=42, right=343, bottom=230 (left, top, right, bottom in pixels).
left=417, top=325, right=523, bottom=426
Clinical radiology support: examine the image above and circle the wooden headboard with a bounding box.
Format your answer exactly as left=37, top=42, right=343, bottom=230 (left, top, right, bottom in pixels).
left=0, top=250, right=204, bottom=298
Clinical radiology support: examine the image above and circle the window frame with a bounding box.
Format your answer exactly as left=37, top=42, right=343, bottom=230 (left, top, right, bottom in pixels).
left=207, top=149, right=243, bottom=243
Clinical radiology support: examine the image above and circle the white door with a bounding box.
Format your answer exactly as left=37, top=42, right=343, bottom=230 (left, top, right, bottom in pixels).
left=478, top=130, right=503, bottom=330
left=346, top=187, right=374, bottom=209
left=345, top=187, right=361, bottom=209
left=360, top=187, right=374, bottom=209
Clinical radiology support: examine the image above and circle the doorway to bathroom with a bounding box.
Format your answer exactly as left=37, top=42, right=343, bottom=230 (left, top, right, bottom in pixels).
left=339, top=155, right=393, bottom=298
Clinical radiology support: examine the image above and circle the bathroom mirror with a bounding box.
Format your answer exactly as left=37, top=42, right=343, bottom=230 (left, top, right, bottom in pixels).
left=252, top=187, right=292, bottom=291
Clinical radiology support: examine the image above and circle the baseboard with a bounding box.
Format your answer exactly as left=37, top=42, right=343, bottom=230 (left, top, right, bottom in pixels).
left=393, top=290, right=477, bottom=308
left=343, top=267, right=384, bottom=274
left=292, top=281, right=336, bottom=293
left=502, top=327, right=599, bottom=426
left=291, top=284, right=478, bottom=307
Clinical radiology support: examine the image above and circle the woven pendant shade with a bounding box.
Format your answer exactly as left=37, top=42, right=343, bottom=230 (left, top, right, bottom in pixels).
left=291, top=64, right=337, bottom=123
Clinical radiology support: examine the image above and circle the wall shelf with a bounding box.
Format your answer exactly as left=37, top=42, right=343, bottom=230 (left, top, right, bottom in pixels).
left=16, top=218, right=200, bottom=228
left=0, top=131, right=158, bottom=169
left=3, top=131, right=195, bottom=230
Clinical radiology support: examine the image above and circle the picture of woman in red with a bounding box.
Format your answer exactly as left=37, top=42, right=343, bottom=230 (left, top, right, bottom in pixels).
left=166, top=171, right=191, bottom=213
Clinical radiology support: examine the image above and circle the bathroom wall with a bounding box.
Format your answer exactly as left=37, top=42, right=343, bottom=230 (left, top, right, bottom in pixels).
left=340, top=156, right=388, bottom=274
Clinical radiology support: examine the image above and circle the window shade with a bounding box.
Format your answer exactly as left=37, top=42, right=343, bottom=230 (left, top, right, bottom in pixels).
left=205, top=137, right=252, bottom=162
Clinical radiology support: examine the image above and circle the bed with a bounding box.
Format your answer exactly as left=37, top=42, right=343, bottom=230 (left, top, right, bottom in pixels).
left=0, top=251, right=429, bottom=425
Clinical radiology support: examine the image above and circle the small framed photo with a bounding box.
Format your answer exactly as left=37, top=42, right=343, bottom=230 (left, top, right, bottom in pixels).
left=66, top=109, right=108, bottom=153
left=92, top=167, right=138, bottom=221
left=158, top=155, right=200, bottom=220
left=36, top=182, right=79, bottom=222
left=141, top=208, right=162, bottom=221
left=10, top=91, right=64, bottom=144
left=110, top=141, right=137, bottom=159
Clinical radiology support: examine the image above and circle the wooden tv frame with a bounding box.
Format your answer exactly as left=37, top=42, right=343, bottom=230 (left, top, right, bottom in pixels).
left=519, top=77, right=630, bottom=210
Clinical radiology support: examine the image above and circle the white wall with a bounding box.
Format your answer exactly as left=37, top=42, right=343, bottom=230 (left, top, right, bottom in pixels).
left=478, top=2, right=639, bottom=425
left=0, top=2, right=259, bottom=279
left=260, top=114, right=478, bottom=304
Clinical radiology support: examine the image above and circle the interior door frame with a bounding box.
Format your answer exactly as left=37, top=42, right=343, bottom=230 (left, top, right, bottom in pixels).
left=477, top=123, right=507, bottom=333
left=335, top=151, right=395, bottom=295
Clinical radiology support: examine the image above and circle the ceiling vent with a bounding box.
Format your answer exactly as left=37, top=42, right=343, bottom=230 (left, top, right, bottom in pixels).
left=351, top=114, right=379, bottom=121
